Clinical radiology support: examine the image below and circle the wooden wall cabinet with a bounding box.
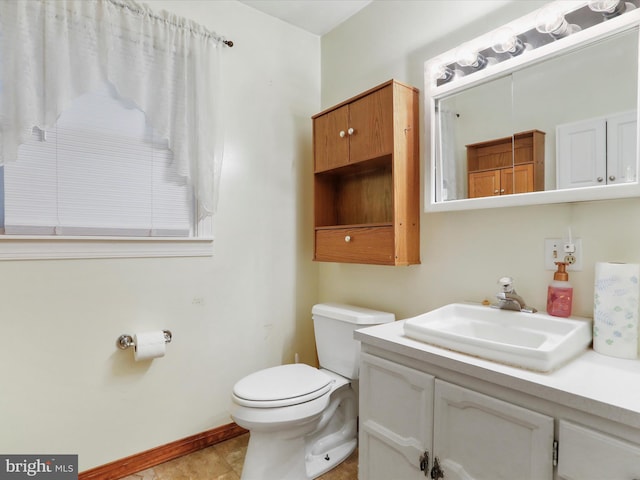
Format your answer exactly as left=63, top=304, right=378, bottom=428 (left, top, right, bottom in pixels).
left=467, top=129, right=545, bottom=198
left=312, top=80, right=420, bottom=266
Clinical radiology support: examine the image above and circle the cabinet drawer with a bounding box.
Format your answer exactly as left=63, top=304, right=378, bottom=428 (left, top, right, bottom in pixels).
left=315, top=226, right=394, bottom=264
left=558, top=420, right=640, bottom=480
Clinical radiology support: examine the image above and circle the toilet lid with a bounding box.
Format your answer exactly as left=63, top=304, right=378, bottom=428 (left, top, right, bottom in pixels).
left=233, top=364, right=333, bottom=408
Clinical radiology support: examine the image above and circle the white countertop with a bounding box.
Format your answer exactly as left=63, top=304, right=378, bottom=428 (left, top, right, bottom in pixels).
left=355, top=319, right=640, bottom=428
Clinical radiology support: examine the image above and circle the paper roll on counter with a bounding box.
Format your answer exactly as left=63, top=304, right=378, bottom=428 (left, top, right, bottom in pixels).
left=593, top=262, right=640, bottom=359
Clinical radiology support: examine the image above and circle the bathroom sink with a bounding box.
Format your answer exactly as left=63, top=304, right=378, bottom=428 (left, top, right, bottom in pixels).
left=403, top=303, right=592, bottom=372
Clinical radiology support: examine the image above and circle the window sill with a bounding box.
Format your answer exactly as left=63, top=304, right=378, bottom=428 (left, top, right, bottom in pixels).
left=0, top=236, right=214, bottom=260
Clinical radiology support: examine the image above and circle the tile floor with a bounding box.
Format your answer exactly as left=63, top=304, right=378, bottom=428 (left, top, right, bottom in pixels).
left=121, top=433, right=358, bottom=480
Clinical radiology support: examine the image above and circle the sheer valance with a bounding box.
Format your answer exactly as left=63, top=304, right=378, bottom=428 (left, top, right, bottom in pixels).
left=0, top=0, right=226, bottom=217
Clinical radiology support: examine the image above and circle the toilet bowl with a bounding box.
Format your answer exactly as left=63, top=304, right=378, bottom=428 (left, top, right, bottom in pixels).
left=229, top=303, right=394, bottom=480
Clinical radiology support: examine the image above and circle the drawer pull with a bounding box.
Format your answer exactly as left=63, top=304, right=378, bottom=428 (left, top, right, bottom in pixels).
left=344, top=235, right=351, bottom=243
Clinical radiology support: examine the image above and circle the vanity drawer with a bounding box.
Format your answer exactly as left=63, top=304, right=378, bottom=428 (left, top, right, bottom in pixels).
left=314, top=226, right=394, bottom=264
left=558, top=420, right=640, bottom=480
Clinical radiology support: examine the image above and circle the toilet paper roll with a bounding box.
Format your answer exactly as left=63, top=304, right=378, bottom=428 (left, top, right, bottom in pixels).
left=134, top=331, right=166, bottom=361
left=594, top=262, right=640, bottom=359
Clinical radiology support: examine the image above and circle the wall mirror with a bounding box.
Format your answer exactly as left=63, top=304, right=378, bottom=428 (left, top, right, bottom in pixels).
left=425, top=0, right=640, bottom=211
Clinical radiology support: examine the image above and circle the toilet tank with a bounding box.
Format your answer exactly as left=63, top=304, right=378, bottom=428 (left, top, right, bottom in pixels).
left=312, top=303, right=395, bottom=380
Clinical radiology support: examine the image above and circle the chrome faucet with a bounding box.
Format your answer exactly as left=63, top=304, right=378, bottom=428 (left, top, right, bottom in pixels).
left=492, top=277, right=537, bottom=313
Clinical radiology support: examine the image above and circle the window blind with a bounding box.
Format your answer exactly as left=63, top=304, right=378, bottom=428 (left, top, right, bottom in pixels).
left=3, top=83, right=192, bottom=237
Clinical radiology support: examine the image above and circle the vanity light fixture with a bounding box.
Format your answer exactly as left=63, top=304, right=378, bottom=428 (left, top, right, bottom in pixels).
left=455, top=44, right=489, bottom=70
left=428, top=0, right=638, bottom=91
left=535, top=3, right=581, bottom=39
left=588, top=0, right=635, bottom=19
left=491, top=27, right=527, bottom=56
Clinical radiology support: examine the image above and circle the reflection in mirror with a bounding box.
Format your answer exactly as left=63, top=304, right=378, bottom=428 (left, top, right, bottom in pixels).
left=437, top=76, right=513, bottom=201
left=437, top=28, right=638, bottom=202
left=427, top=1, right=640, bottom=211
left=513, top=28, right=638, bottom=191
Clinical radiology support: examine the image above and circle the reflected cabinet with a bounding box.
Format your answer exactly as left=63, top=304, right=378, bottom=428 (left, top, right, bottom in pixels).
left=467, top=130, right=545, bottom=198
left=312, top=80, right=420, bottom=265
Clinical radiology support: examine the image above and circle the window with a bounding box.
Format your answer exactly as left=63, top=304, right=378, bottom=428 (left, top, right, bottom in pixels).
left=0, top=0, right=227, bottom=259
left=4, top=83, right=194, bottom=238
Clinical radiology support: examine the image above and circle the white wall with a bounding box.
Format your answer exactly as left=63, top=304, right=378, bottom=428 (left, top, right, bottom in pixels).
left=0, top=0, right=320, bottom=471
left=319, top=1, right=640, bottom=322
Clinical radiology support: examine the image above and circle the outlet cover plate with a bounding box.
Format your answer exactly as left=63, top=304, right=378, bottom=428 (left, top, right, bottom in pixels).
left=545, top=238, right=582, bottom=271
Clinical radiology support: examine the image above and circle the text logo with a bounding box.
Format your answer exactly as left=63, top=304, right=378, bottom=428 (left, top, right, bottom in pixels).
left=0, top=456, right=77, bottom=480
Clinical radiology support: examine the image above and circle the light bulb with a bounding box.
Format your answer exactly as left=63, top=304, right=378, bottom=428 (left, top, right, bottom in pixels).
left=588, top=0, right=633, bottom=18
left=491, top=27, right=526, bottom=56
left=535, top=4, right=581, bottom=39
left=455, top=44, right=488, bottom=69
left=432, top=63, right=454, bottom=83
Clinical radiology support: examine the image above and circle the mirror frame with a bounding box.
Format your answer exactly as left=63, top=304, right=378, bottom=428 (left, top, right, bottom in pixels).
left=425, top=1, right=640, bottom=212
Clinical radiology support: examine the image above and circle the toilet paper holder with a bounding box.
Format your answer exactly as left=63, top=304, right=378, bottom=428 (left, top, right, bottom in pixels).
left=117, top=330, right=172, bottom=350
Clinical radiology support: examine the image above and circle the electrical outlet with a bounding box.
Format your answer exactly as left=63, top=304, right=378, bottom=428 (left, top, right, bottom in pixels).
left=545, top=238, right=582, bottom=271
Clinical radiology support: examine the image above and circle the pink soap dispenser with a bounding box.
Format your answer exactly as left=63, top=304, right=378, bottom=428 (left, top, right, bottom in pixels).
left=547, top=262, right=573, bottom=317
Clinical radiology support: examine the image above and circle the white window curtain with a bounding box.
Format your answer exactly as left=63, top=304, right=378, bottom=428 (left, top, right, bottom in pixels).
left=0, top=0, right=226, bottom=219
left=438, top=108, right=461, bottom=201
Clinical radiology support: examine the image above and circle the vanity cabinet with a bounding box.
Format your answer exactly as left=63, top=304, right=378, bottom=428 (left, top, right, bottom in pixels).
left=356, top=324, right=640, bottom=480
left=312, top=80, right=420, bottom=266
left=556, top=111, right=637, bottom=189
left=466, top=130, right=545, bottom=198
left=359, top=352, right=554, bottom=480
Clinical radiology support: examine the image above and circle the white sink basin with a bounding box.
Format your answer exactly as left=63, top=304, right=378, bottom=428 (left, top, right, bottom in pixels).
left=403, top=303, right=592, bottom=372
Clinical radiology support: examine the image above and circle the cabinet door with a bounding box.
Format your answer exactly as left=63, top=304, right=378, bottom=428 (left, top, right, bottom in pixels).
left=349, top=85, right=394, bottom=164
left=359, top=353, right=434, bottom=480
left=558, top=420, right=640, bottom=480
left=468, top=170, right=501, bottom=198
left=556, top=118, right=606, bottom=189
left=433, top=380, right=554, bottom=480
left=314, top=105, right=350, bottom=172
left=606, top=110, right=637, bottom=185
left=502, top=164, right=534, bottom=195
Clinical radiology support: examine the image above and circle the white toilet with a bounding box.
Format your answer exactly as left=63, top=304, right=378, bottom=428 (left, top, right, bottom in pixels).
left=229, top=303, right=394, bottom=480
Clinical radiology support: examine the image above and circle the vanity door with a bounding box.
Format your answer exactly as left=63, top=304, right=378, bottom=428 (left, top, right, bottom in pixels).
left=432, top=380, right=554, bottom=480
left=557, top=420, right=640, bottom=480
left=358, top=352, right=434, bottom=480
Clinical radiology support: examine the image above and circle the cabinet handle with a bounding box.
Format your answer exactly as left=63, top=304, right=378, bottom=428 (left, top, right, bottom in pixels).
left=339, top=130, right=346, bottom=138
left=430, top=457, right=444, bottom=479
left=347, top=127, right=354, bottom=135
left=609, top=175, right=616, bottom=181
left=494, top=190, right=499, bottom=194
left=344, top=235, right=351, bottom=243
left=597, top=177, right=604, bottom=182
left=419, top=451, right=429, bottom=476
left=500, top=189, right=505, bottom=193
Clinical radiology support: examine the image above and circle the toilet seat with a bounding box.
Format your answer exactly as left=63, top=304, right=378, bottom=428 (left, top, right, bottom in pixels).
left=232, top=364, right=333, bottom=408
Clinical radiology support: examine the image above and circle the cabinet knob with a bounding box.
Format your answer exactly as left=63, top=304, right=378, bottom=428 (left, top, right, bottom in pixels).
left=347, top=127, right=354, bottom=135
left=494, top=190, right=499, bottom=194
left=609, top=175, right=616, bottom=181
left=597, top=177, right=604, bottom=182
left=500, top=189, right=505, bottom=193
left=344, top=235, right=351, bottom=243
left=339, top=130, right=346, bottom=138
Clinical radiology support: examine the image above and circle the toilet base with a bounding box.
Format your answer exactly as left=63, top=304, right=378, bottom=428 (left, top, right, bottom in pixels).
left=239, top=384, right=357, bottom=480
left=306, top=437, right=356, bottom=479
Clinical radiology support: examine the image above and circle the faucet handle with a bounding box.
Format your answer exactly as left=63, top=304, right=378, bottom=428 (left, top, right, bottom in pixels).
left=497, top=276, right=514, bottom=293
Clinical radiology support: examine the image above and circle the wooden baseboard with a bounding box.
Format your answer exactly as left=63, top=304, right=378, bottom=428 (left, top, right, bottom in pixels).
left=79, top=423, right=248, bottom=480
